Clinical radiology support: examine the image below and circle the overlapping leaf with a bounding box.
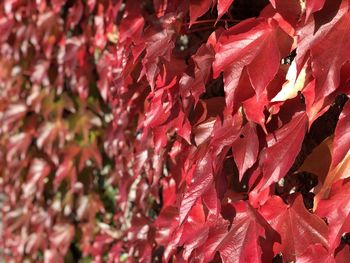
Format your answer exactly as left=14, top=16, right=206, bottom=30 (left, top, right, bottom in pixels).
left=2, top=0, right=350, bottom=262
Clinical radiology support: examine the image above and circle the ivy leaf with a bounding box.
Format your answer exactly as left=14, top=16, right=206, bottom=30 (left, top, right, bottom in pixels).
left=66, top=0, right=83, bottom=29
left=179, top=153, right=214, bottom=225
left=189, top=0, right=213, bottom=26
left=260, top=195, right=328, bottom=262
left=232, top=121, right=259, bottom=181
left=316, top=181, right=350, bottom=251
left=217, top=0, right=235, bottom=22
left=179, top=202, right=209, bottom=260
left=259, top=111, right=308, bottom=190
left=22, top=159, right=51, bottom=199
left=269, top=0, right=303, bottom=26
left=198, top=201, right=274, bottom=263
left=305, top=0, right=326, bottom=22
left=298, top=243, right=334, bottom=263
left=296, top=0, right=350, bottom=121
left=335, top=246, right=350, bottom=262
left=195, top=215, right=230, bottom=262
left=331, top=99, right=350, bottom=168
left=51, top=0, right=67, bottom=13
left=213, top=17, right=292, bottom=112
left=310, top=3, right=350, bottom=102
left=49, top=223, right=75, bottom=255
left=180, top=43, right=215, bottom=105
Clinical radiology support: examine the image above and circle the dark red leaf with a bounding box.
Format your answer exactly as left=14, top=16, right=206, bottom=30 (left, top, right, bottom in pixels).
left=259, top=112, right=308, bottom=190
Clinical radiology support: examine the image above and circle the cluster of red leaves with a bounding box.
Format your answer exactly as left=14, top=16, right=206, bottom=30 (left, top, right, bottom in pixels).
left=2, top=0, right=350, bottom=262
left=0, top=0, right=121, bottom=261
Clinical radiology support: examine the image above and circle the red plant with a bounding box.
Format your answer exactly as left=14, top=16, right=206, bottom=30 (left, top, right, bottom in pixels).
left=1, top=0, right=350, bottom=262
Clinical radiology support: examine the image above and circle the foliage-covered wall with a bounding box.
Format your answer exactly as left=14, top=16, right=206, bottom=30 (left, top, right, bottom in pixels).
left=1, top=0, right=350, bottom=262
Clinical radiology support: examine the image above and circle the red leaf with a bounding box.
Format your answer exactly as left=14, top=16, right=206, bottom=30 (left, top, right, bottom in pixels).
left=198, top=201, right=274, bottom=263
left=217, top=0, right=235, bottom=21
left=143, top=77, right=177, bottom=128
left=189, top=0, right=213, bottom=26
left=297, top=0, right=350, bottom=107
left=335, top=246, right=350, bottom=262
left=119, top=16, right=144, bottom=43
left=78, top=144, right=102, bottom=171
left=210, top=112, right=243, bottom=162
left=305, top=0, right=326, bottom=22
left=51, top=0, right=67, bottom=13
left=232, top=121, right=259, bottom=181
left=242, top=94, right=268, bottom=131
left=269, top=0, right=303, bottom=26
left=259, top=111, right=308, bottom=190
left=66, top=0, right=83, bottom=29
left=202, top=181, right=221, bottom=216
left=260, top=195, right=328, bottom=262
left=140, top=30, right=175, bottom=89
left=44, top=249, right=64, bottom=263
left=25, top=233, right=45, bottom=255
left=153, top=0, right=168, bottom=17
left=55, top=157, right=77, bottom=189
left=195, top=216, right=230, bottom=262
left=49, top=223, right=75, bottom=255
left=217, top=202, right=268, bottom=263
left=191, top=44, right=215, bottom=104
left=179, top=153, right=213, bottom=225
left=298, top=244, right=335, bottom=263
left=213, top=18, right=292, bottom=111
left=22, top=159, right=51, bottom=199
left=36, top=121, right=66, bottom=155
left=331, top=100, right=350, bottom=168
left=316, top=181, right=350, bottom=251
left=193, top=117, right=216, bottom=146
left=6, top=132, right=32, bottom=162
left=192, top=97, right=226, bottom=146
left=179, top=202, right=209, bottom=260
left=1, top=103, right=27, bottom=131
left=155, top=207, right=179, bottom=247
left=311, top=5, right=350, bottom=101
left=0, top=16, right=14, bottom=43
left=161, top=178, right=177, bottom=208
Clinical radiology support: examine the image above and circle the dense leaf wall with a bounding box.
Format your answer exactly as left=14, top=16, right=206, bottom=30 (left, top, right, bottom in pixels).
left=1, top=0, right=350, bottom=262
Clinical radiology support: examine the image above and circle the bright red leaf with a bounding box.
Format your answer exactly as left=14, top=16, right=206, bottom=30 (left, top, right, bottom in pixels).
left=260, top=195, right=328, bottom=262
left=213, top=17, right=292, bottom=111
